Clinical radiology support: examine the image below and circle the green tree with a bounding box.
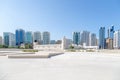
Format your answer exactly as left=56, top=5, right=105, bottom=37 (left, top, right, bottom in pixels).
left=3, top=45, right=8, bottom=48
left=0, top=45, right=3, bottom=48
left=25, top=44, right=29, bottom=49
left=69, top=45, right=74, bottom=49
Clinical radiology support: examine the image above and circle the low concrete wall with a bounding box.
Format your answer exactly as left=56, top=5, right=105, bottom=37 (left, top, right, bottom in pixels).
left=0, top=52, right=35, bottom=56
left=49, top=53, right=64, bottom=57
left=98, top=49, right=120, bottom=53
left=8, top=52, right=64, bottom=59
left=34, top=44, right=62, bottom=51
left=8, top=54, right=49, bottom=58
left=0, top=49, right=22, bottom=51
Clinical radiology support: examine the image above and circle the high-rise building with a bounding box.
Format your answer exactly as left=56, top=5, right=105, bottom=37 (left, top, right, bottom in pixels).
left=73, top=32, right=80, bottom=45
left=108, top=25, right=114, bottom=39
left=42, top=31, right=50, bottom=44
left=89, top=33, right=97, bottom=46
left=106, top=26, right=114, bottom=49
left=113, top=30, right=120, bottom=49
left=81, top=31, right=90, bottom=46
left=56, top=40, right=62, bottom=44
left=3, top=32, right=15, bottom=46
left=50, top=40, right=56, bottom=44
left=25, top=31, right=33, bottom=44
left=15, top=29, right=25, bottom=46
left=33, top=31, right=41, bottom=44
left=99, top=27, right=105, bottom=49
left=62, top=36, right=72, bottom=49
left=106, top=38, right=113, bottom=49
left=96, top=38, right=99, bottom=46
left=3, top=33, right=9, bottom=46
left=0, top=36, right=2, bottom=45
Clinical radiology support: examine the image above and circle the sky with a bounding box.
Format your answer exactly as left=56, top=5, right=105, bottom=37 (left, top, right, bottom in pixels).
left=0, top=0, right=120, bottom=40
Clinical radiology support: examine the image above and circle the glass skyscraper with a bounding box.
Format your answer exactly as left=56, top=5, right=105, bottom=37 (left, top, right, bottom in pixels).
left=89, top=33, right=97, bottom=46
left=15, top=29, right=25, bottom=46
left=73, top=32, right=80, bottom=45
left=3, top=32, right=15, bottom=47
left=0, top=36, right=2, bottom=45
left=42, top=31, right=50, bottom=44
left=25, top=31, right=33, bottom=44
left=81, top=31, right=90, bottom=46
left=108, top=25, right=114, bottom=39
left=99, top=27, right=105, bottom=49
left=50, top=40, right=56, bottom=44
left=3, top=32, right=9, bottom=46
left=113, top=30, right=120, bottom=49
left=33, top=31, right=41, bottom=44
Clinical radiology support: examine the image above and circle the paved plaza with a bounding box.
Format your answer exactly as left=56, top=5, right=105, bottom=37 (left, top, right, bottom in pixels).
left=0, top=52, right=120, bottom=80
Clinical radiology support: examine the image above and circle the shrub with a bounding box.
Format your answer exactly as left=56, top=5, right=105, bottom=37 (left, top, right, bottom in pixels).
left=23, top=49, right=38, bottom=52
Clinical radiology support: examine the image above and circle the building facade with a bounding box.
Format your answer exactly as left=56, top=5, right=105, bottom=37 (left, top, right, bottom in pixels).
left=3, top=32, right=15, bottom=47
left=73, top=32, right=80, bottom=45
left=34, top=37, right=72, bottom=50
left=50, top=40, right=56, bottom=44
left=108, top=25, right=114, bottom=39
left=0, top=36, right=2, bottom=45
left=56, top=40, right=62, bottom=44
left=81, top=31, right=90, bottom=46
left=99, top=27, right=105, bottom=49
left=25, top=31, right=33, bottom=44
left=106, top=38, right=113, bottom=49
left=106, top=25, right=114, bottom=49
left=16, top=29, right=25, bottom=46
left=62, top=36, right=72, bottom=49
left=89, top=33, right=97, bottom=46
left=113, top=30, right=120, bottom=49
left=42, top=31, right=50, bottom=44
left=33, top=31, right=41, bottom=44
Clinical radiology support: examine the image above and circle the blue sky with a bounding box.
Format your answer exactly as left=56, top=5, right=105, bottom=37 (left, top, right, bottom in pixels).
left=0, top=0, right=120, bottom=40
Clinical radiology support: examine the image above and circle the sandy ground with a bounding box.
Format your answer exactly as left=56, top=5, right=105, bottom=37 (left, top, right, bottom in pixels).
left=0, top=52, right=120, bottom=80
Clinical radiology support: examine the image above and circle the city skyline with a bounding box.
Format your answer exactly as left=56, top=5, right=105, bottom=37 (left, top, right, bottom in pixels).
left=0, top=25, right=118, bottom=40
left=1, top=26, right=117, bottom=49
left=0, top=0, right=120, bottom=40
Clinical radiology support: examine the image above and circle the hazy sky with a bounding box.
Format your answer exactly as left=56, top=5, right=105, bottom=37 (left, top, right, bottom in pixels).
left=0, top=0, right=120, bottom=40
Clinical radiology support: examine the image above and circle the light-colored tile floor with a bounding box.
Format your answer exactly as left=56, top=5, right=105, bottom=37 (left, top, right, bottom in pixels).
left=0, top=52, right=120, bottom=80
